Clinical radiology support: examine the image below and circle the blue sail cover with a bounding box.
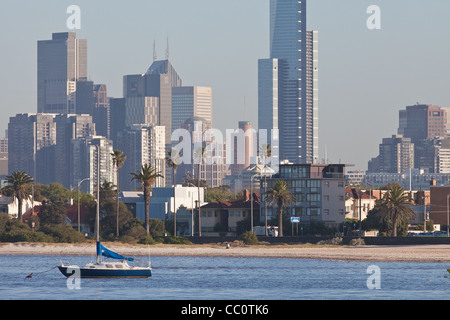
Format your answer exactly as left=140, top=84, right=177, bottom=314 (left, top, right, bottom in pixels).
left=96, top=242, right=134, bottom=262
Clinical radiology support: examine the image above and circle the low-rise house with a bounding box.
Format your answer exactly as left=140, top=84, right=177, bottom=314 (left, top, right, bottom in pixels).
left=0, top=195, right=40, bottom=219
left=119, top=186, right=204, bottom=235
left=22, top=204, right=92, bottom=234
left=345, top=189, right=376, bottom=221
left=200, top=190, right=260, bottom=236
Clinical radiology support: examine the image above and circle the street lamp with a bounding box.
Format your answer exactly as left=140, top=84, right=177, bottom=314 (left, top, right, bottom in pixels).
left=77, top=178, right=91, bottom=233
left=250, top=173, right=263, bottom=233
left=447, top=194, right=450, bottom=237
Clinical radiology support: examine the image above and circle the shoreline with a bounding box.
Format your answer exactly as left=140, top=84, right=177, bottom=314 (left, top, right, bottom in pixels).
left=2, top=242, right=450, bottom=263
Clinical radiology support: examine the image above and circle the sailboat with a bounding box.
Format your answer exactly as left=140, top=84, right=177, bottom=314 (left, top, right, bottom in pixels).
left=58, top=145, right=152, bottom=279
left=58, top=242, right=152, bottom=278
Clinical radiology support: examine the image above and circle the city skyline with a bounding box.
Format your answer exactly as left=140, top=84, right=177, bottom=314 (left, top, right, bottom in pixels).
left=0, top=0, right=449, bottom=170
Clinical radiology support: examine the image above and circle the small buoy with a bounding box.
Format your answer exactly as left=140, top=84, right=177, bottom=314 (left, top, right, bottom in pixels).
left=26, top=273, right=33, bottom=279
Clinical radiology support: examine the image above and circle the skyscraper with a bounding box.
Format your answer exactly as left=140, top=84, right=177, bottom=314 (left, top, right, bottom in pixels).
left=259, top=0, right=319, bottom=165
left=172, top=86, right=213, bottom=131
left=54, top=114, right=96, bottom=189
left=123, top=59, right=182, bottom=145
left=8, top=114, right=57, bottom=184
left=70, top=136, right=116, bottom=194
left=37, top=32, right=87, bottom=114
left=116, top=125, right=166, bottom=191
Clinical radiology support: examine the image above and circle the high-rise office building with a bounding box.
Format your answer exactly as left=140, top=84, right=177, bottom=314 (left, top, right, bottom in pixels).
left=399, top=104, right=447, bottom=142
left=93, top=84, right=110, bottom=139
left=378, top=135, right=415, bottom=174
left=172, top=86, right=213, bottom=131
left=229, top=121, right=257, bottom=175
left=54, top=114, right=96, bottom=189
left=116, top=125, right=166, bottom=191
left=123, top=59, right=182, bottom=145
left=38, top=32, right=87, bottom=114
left=259, top=0, right=319, bottom=165
left=8, top=114, right=57, bottom=184
left=70, top=136, right=116, bottom=194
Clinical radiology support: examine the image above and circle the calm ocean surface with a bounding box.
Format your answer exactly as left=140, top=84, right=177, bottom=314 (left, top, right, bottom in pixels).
left=1, top=255, right=450, bottom=300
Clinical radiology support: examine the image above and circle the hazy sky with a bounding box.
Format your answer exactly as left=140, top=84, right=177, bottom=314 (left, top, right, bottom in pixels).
left=0, top=0, right=449, bottom=170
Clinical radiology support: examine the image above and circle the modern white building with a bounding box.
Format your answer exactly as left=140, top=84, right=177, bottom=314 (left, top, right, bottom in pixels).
left=71, top=135, right=116, bottom=194
left=117, top=125, right=166, bottom=191
left=119, top=186, right=204, bottom=235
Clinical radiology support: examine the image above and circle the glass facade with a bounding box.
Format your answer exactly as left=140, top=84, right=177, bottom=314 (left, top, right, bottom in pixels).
left=259, top=0, right=319, bottom=165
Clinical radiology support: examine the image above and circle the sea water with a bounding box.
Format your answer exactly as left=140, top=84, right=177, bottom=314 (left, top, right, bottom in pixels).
left=0, top=255, right=449, bottom=300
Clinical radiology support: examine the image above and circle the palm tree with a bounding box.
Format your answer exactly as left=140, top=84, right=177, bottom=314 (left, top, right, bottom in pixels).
left=260, top=144, right=272, bottom=236
left=376, top=185, right=415, bottom=237
left=265, top=180, right=295, bottom=237
left=194, top=146, right=206, bottom=236
left=3, top=171, right=34, bottom=221
left=165, top=148, right=182, bottom=236
left=131, top=164, right=164, bottom=234
left=111, top=150, right=126, bottom=237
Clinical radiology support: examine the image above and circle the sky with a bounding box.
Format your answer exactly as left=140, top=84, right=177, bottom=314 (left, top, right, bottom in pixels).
left=0, top=0, right=449, bottom=171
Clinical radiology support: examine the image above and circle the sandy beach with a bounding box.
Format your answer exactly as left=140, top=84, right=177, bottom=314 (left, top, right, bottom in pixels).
left=2, top=242, right=450, bottom=262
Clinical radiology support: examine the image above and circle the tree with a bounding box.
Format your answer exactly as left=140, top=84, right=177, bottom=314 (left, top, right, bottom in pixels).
left=111, top=150, right=126, bottom=237
left=99, top=181, right=116, bottom=204
left=2, top=171, right=34, bottom=221
left=375, top=185, right=416, bottom=237
left=130, top=164, right=164, bottom=234
left=194, top=146, right=206, bottom=236
left=100, top=200, right=133, bottom=238
left=38, top=204, right=67, bottom=225
left=166, top=148, right=182, bottom=236
left=265, top=180, right=295, bottom=237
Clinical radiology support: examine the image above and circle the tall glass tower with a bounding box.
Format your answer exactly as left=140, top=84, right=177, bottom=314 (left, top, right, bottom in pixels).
left=37, top=32, right=87, bottom=114
left=259, top=0, right=318, bottom=164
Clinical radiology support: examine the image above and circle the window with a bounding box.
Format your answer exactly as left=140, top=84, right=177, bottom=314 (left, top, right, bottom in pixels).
left=307, top=194, right=321, bottom=202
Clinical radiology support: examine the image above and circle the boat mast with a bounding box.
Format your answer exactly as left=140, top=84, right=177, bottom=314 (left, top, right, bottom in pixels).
left=96, top=144, right=100, bottom=265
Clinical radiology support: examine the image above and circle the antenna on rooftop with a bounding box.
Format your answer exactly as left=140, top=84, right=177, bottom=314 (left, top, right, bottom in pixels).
left=153, top=37, right=157, bottom=62
left=166, top=35, right=170, bottom=60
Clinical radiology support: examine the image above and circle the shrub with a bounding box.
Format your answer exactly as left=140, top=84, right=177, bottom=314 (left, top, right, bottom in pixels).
left=317, top=237, right=343, bottom=246
left=123, top=225, right=148, bottom=240
left=39, top=225, right=86, bottom=243
left=349, top=238, right=365, bottom=246
left=240, top=231, right=258, bottom=245
left=138, top=236, right=156, bottom=245
left=119, top=235, right=138, bottom=244
left=163, top=236, right=191, bottom=245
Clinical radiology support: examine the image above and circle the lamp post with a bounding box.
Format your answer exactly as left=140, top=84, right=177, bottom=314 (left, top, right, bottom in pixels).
left=77, top=178, right=91, bottom=233
left=447, top=194, right=450, bottom=237
left=250, top=173, right=263, bottom=233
